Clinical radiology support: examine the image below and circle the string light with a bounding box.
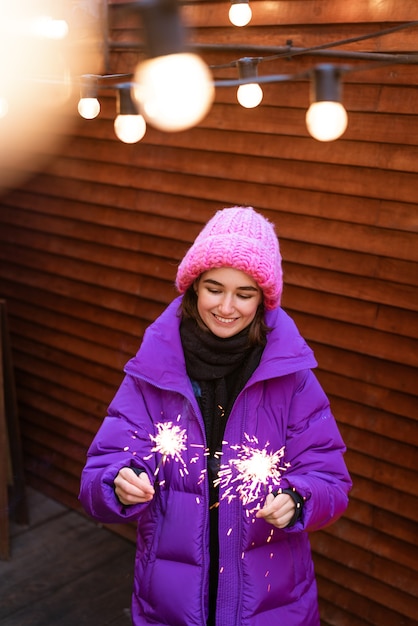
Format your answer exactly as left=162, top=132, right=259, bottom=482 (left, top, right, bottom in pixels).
left=305, top=64, right=348, bottom=142
left=114, top=86, right=146, bottom=144
left=236, top=57, right=263, bottom=108
left=77, top=74, right=100, bottom=120
left=72, top=6, right=418, bottom=143
left=132, top=0, right=214, bottom=132
left=134, top=53, right=214, bottom=132
left=229, top=1, right=252, bottom=28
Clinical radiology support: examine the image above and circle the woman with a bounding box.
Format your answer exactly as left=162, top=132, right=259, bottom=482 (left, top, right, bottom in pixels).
left=79, top=206, right=351, bottom=626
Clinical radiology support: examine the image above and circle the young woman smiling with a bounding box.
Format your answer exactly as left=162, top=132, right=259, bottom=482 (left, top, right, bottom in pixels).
left=80, top=206, right=351, bottom=626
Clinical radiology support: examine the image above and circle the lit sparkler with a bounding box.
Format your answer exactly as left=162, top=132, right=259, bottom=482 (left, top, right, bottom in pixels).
left=215, top=434, right=289, bottom=513
left=148, top=418, right=188, bottom=477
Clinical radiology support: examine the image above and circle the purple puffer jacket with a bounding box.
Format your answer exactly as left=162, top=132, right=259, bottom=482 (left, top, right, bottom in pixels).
left=79, top=297, right=351, bottom=626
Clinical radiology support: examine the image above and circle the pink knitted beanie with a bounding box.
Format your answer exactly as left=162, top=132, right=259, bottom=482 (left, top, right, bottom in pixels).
left=176, top=206, right=282, bottom=309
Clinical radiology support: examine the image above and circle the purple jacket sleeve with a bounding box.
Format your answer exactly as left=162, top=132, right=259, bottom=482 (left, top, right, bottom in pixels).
left=79, top=375, right=156, bottom=524
left=279, top=369, right=352, bottom=533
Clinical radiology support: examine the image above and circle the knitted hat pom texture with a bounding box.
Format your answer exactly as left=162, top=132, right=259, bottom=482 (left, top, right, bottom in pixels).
left=176, top=206, right=283, bottom=309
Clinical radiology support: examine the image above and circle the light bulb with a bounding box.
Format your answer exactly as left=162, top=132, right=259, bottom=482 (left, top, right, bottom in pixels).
left=114, top=114, right=146, bottom=143
left=133, top=52, right=214, bottom=132
left=229, top=2, right=252, bottom=27
left=306, top=101, right=348, bottom=141
left=78, top=97, right=100, bottom=120
left=237, top=83, right=263, bottom=108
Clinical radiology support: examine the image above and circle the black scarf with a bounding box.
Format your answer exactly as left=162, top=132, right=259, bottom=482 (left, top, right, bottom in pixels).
left=180, top=317, right=264, bottom=456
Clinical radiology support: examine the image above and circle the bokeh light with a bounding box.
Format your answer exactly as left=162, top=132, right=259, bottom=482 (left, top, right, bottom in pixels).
left=0, top=0, right=104, bottom=192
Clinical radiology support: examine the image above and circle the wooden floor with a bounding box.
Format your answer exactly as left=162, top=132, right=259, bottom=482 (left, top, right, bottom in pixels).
left=0, top=488, right=136, bottom=626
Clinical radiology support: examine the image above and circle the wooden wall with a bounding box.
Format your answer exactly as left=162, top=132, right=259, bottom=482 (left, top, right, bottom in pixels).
left=0, top=1, right=417, bottom=624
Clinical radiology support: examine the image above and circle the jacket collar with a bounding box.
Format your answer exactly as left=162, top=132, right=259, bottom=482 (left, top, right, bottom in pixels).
left=124, top=297, right=317, bottom=390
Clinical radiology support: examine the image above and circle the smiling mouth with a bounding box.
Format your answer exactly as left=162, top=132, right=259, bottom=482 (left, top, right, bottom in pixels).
left=213, top=314, right=237, bottom=324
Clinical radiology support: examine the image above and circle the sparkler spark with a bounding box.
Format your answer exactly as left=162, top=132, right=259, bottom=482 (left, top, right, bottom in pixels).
left=149, top=419, right=188, bottom=476
left=214, top=434, right=289, bottom=512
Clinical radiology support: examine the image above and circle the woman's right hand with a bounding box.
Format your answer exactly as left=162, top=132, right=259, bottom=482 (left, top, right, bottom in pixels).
left=114, top=467, right=155, bottom=505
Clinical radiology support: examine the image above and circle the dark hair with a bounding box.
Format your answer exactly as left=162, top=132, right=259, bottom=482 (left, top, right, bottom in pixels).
left=179, top=284, right=270, bottom=347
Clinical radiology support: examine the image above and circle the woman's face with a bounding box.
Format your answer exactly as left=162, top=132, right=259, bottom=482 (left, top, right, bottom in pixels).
left=195, top=267, right=262, bottom=339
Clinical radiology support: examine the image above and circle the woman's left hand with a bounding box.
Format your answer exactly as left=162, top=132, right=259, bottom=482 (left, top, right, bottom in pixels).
left=255, top=492, right=296, bottom=528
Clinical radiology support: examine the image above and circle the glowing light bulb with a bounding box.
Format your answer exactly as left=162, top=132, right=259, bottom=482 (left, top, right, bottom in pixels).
left=306, top=65, right=347, bottom=142
left=114, top=114, right=146, bottom=143
left=78, top=97, right=100, bottom=120
left=306, top=101, right=348, bottom=141
left=133, top=52, right=214, bottom=132
left=229, top=2, right=252, bottom=27
left=237, top=83, right=263, bottom=108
